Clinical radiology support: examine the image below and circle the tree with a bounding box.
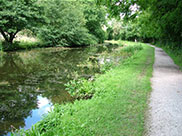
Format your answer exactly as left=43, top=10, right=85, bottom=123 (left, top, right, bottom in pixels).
left=82, top=1, right=107, bottom=43
left=97, top=0, right=182, bottom=45
left=38, top=0, right=97, bottom=47
left=0, top=0, right=43, bottom=45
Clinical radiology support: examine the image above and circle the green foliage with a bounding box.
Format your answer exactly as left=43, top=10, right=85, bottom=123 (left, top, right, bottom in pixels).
left=0, top=0, right=43, bottom=45
left=100, top=61, right=113, bottom=73
left=1, top=41, right=43, bottom=51
left=150, top=0, right=182, bottom=44
left=98, top=0, right=182, bottom=47
left=106, top=19, right=140, bottom=41
left=96, top=0, right=140, bottom=19
left=106, top=27, right=114, bottom=40
left=83, top=2, right=107, bottom=43
left=12, top=125, right=41, bottom=136
left=65, top=78, right=95, bottom=99
left=120, top=21, right=140, bottom=41
left=38, top=0, right=97, bottom=47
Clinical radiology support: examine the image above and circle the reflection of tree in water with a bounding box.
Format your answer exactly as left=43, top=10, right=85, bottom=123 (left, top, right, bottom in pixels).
left=0, top=54, right=40, bottom=136
left=0, top=87, right=38, bottom=135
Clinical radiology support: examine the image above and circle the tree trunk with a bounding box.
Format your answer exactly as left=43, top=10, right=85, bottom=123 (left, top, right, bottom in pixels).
left=9, top=33, right=15, bottom=44
left=0, top=28, right=19, bottom=45
left=0, top=28, right=9, bottom=42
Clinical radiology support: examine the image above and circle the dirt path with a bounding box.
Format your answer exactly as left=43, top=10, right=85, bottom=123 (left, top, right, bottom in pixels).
left=146, top=45, right=182, bottom=136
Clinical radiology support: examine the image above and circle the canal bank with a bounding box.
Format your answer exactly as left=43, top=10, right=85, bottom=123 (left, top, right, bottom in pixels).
left=12, top=41, right=154, bottom=136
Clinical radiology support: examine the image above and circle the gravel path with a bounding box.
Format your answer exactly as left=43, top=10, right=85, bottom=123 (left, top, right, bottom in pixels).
left=146, top=45, right=182, bottom=136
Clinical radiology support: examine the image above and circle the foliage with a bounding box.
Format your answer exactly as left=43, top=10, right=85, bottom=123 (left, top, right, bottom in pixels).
left=83, top=1, right=107, bottom=43
left=106, top=27, right=114, bottom=40
left=107, top=19, right=140, bottom=41
left=96, top=0, right=140, bottom=19
left=100, top=61, right=113, bottom=73
left=120, top=21, right=140, bottom=41
left=12, top=125, right=41, bottom=136
left=1, top=41, right=43, bottom=51
left=38, top=0, right=97, bottom=47
left=12, top=42, right=154, bottom=136
left=0, top=0, right=43, bottom=45
left=106, top=19, right=122, bottom=40
left=65, top=78, right=95, bottom=99
left=98, top=0, right=182, bottom=46
left=149, top=0, right=182, bottom=44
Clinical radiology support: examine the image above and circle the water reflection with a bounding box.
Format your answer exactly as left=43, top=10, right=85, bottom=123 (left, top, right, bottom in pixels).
left=0, top=44, right=118, bottom=135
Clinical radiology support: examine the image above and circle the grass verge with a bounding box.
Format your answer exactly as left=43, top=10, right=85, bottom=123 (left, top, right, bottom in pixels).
left=13, top=42, right=154, bottom=136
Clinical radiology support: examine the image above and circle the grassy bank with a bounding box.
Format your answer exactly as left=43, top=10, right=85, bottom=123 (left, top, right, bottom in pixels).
left=156, top=44, right=182, bottom=70
left=14, top=42, right=154, bottom=136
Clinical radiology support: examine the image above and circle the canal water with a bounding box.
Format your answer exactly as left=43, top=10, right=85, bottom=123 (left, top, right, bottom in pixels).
left=0, top=44, right=119, bottom=136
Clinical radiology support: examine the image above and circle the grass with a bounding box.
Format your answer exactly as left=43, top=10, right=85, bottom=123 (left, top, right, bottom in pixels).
left=156, top=44, right=182, bottom=70
left=13, top=41, right=154, bottom=136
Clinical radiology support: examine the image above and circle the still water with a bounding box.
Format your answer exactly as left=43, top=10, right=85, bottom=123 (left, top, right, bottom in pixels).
left=0, top=44, right=118, bottom=136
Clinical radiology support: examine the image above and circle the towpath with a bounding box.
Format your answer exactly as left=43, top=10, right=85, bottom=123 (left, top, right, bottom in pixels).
left=146, top=45, right=182, bottom=136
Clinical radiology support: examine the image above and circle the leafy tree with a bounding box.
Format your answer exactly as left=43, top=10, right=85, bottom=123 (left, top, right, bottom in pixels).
left=149, top=0, right=182, bottom=45
left=97, top=0, right=182, bottom=46
left=0, top=0, right=43, bottom=45
left=82, top=1, right=107, bottom=43
left=38, top=0, right=97, bottom=47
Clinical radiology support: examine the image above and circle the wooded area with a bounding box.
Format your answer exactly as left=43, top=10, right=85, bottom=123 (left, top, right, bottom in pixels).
left=0, top=0, right=181, bottom=50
